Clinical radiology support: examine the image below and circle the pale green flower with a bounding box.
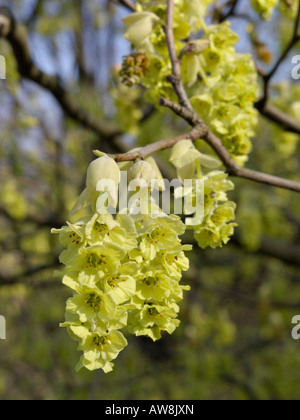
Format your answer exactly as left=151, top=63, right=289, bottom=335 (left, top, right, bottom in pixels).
left=135, top=269, right=172, bottom=302
left=139, top=214, right=186, bottom=261
left=128, top=160, right=163, bottom=190
left=123, top=12, right=160, bottom=48
left=104, top=274, right=136, bottom=305
left=170, top=140, right=221, bottom=182
left=85, top=213, right=138, bottom=251
left=79, top=330, right=128, bottom=372
left=66, top=287, right=116, bottom=323
left=251, top=0, right=279, bottom=19
left=128, top=302, right=180, bottom=342
left=65, top=244, right=125, bottom=279
left=158, top=246, right=191, bottom=279
left=52, top=222, right=86, bottom=265
left=181, top=39, right=210, bottom=56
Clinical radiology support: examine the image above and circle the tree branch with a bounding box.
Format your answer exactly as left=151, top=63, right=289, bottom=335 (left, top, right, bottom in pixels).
left=103, top=126, right=207, bottom=162
left=157, top=4, right=300, bottom=193
left=0, top=7, right=121, bottom=139
left=160, top=97, right=300, bottom=193
left=116, top=0, right=136, bottom=12
left=231, top=234, right=300, bottom=268
left=257, top=103, right=300, bottom=135
left=164, top=0, right=193, bottom=111
left=258, top=1, right=300, bottom=107
left=219, top=0, right=240, bottom=23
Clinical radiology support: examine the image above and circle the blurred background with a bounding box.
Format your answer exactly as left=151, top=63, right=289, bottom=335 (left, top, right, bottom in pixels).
left=0, top=0, right=300, bottom=400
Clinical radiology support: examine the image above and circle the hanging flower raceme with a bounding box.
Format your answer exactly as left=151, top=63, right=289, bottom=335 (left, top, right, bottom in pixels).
left=118, top=0, right=259, bottom=163
left=170, top=140, right=237, bottom=249
left=52, top=155, right=191, bottom=373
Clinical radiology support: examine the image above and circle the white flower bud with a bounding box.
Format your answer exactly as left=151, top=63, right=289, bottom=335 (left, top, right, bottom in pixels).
left=87, top=156, right=120, bottom=192
left=180, top=39, right=210, bottom=56
left=123, top=12, right=160, bottom=47
left=170, top=140, right=220, bottom=182
left=128, top=160, right=158, bottom=190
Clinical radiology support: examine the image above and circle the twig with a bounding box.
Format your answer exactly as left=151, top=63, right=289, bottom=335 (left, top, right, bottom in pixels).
left=160, top=98, right=300, bottom=193
left=260, top=1, right=300, bottom=105
left=164, top=0, right=193, bottom=111
left=0, top=7, right=121, bottom=139
left=257, top=103, right=300, bottom=135
left=231, top=235, right=300, bottom=268
left=105, top=126, right=207, bottom=162
left=2, top=4, right=300, bottom=194
left=159, top=3, right=300, bottom=193
left=219, top=0, right=240, bottom=22
left=116, top=0, right=136, bottom=12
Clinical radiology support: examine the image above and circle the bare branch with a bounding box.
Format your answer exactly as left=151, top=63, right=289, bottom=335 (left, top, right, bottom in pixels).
left=116, top=0, right=136, bottom=12
left=257, top=103, right=300, bottom=135
left=259, top=1, right=300, bottom=106
left=219, top=0, right=240, bottom=22
left=160, top=98, right=300, bottom=193
left=0, top=7, right=121, bottom=139
left=158, top=5, right=300, bottom=193
left=231, top=235, right=300, bottom=268
left=105, top=126, right=207, bottom=162
left=164, top=0, right=193, bottom=111
left=0, top=263, right=59, bottom=287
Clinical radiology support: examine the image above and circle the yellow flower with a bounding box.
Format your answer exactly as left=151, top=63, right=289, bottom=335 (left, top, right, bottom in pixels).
left=123, top=12, right=160, bottom=47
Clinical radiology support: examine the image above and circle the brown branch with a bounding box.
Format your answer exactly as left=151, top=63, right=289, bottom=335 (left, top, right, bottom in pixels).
left=258, top=1, right=300, bottom=107
left=205, top=131, right=300, bottom=192
left=0, top=204, right=64, bottom=229
left=257, top=103, right=300, bottom=135
left=0, top=7, right=121, bottom=139
left=164, top=0, right=193, bottom=111
left=160, top=97, right=300, bottom=193
left=0, top=263, right=59, bottom=287
left=219, top=0, right=240, bottom=23
left=266, top=2, right=300, bottom=83
left=231, top=234, right=300, bottom=268
left=159, top=2, right=300, bottom=193
left=116, top=0, right=136, bottom=12
left=106, top=126, right=207, bottom=162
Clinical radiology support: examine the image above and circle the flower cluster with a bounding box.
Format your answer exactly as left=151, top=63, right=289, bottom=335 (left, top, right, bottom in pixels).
left=120, top=1, right=258, bottom=164
left=127, top=213, right=191, bottom=341
left=250, top=0, right=279, bottom=19
left=187, top=22, right=258, bottom=165
left=193, top=171, right=237, bottom=249
left=120, top=53, right=150, bottom=87
left=279, top=0, right=299, bottom=18
left=52, top=156, right=190, bottom=372
left=171, top=140, right=237, bottom=249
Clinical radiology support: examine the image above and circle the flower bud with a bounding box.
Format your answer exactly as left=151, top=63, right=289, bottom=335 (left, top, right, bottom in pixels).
left=123, top=12, right=160, bottom=47
left=180, top=39, right=210, bottom=57
left=87, top=156, right=120, bottom=192
left=128, top=160, right=159, bottom=190
left=170, top=140, right=220, bottom=182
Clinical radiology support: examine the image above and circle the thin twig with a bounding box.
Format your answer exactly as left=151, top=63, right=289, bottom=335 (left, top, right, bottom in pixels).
left=160, top=98, right=300, bottom=193
left=260, top=1, right=300, bottom=105
left=0, top=7, right=121, bottom=139
left=164, top=0, right=193, bottom=111
left=219, top=0, right=240, bottom=22
left=258, top=103, right=300, bottom=135
left=105, top=126, right=207, bottom=162
left=116, top=0, right=136, bottom=12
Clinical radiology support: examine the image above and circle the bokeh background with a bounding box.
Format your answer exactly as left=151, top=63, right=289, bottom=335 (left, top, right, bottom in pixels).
left=1, top=0, right=300, bottom=400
